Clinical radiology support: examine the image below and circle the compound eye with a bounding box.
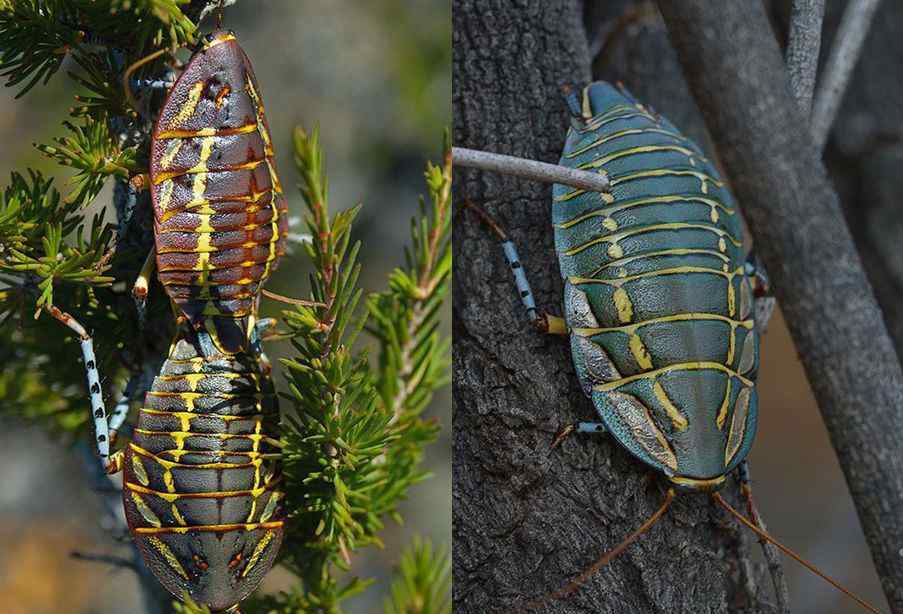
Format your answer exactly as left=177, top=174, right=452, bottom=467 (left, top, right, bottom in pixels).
left=205, top=33, right=215, bottom=43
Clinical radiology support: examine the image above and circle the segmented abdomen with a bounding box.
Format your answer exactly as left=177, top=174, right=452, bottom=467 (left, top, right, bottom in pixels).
left=150, top=33, right=288, bottom=353
left=553, top=82, right=759, bottom=482
left=122, top=335, right=283, bottom=610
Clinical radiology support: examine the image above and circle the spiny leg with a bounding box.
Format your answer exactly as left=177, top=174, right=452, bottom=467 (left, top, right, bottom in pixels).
left=738, top=461, right=791, bottom=613
left=251, top=315, right=278, bottom=375
left=463, top=200, right=568, bottom=335
left=745, top=250, right=776, bottom=334
left=45, top=306, right=112, bottom=471
left=117, top=174, right=149, bottom=240
left=109, top=364, right=154, bottom=445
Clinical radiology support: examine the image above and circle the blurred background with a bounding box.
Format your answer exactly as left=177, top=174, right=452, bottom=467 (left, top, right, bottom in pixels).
left=583, top=0, right=903, bottom=612
left=0, top=1, right=450, bottom=612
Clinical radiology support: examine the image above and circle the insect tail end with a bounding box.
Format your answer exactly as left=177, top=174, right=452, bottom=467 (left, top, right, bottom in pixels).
left=712, top=492, right=886, bottom=614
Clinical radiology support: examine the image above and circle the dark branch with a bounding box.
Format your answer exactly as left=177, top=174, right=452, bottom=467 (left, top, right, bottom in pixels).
left=810, top=0, right=882, bottom=149
left=656, top=2, right=903, bottom=612
left=786, top=0, right=825, bottom=115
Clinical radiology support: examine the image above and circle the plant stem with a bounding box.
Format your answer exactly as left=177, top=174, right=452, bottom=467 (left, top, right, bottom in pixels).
left=452, top=146, right=610, bottom=192
left=810, top=0, right=882, bottom=150
left=786, top=0, right=825, bottom=116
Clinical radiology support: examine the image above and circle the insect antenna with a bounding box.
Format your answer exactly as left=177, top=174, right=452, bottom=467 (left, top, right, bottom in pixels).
left=520, top=488, right=675, bottom=612
left=122, top=48, right=168, bottom=114
left=712, top=492, right=885, bottom=614
left=261, top=288, right=324, bottom=307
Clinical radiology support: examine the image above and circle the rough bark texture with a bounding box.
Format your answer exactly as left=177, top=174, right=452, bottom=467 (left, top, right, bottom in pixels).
left=657, top=2, right=903, bottom=612
left=453, top=2, right=772, bottom=612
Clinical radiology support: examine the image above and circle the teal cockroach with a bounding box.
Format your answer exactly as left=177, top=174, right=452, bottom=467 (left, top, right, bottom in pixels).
left=553, top=81, right=758, bottom=492
left=466, top=81, right=882, bottom=613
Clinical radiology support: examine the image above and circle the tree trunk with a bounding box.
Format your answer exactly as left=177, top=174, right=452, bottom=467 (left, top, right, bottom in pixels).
left=452, top=2, right=772, bottom=612
left=657, top=2, right=903, bottom=612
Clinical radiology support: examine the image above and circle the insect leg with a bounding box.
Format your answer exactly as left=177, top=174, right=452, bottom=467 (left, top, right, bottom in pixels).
left=551, top=421, right=608, bottom=448
left=133, top=246, right=156, bottom=324
left=737, top=461, right=791, bottom=612
left=44, top=306, right=111, bottom=470
left=464, top=200, right=568, bottom=335
left=745, top=250, right=776, bottom=333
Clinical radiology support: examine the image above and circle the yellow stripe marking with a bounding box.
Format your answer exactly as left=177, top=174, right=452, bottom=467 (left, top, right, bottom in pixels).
left=130, top=492, right=162, bottom=527
left=564, top=223, right=741, bottom=257
left=126, top=479, right=280, bottom=502
left=146, top=536, right=189, bottom=579
left=588, top=248, right=730, bottom=278
left=578, top=109, right=657, bottom=133
left=555, top=168, right=724, bottom=203
left=156, top=180, right=175, bottom=212
left=241, top=529, right=276, bottom=577
left=629, top=333, right=653, bottom=370
left=133, top=429, right=281, bottom=447
left=653, top=381, right=689, bottom=431
left=557, top=195, right=734, bottom=228
left=613, top=287, right=633, bottom=323
left=171, top=504, right=187, bottom=526
left=166, top=81, right=204, bottom=131
left=571, top=266, right=743, bottom=290
left=157, top=122, right=258, bottom=139
left=159, top=139, right=183, bottom=170
left=594, top=361, right=753, bottom=392
left=131, top=454, right=150, bottom=487
left=566, top=127, right=687, bottom=158
left=140, top=408, right=271, bottom=421
left=259, top=492, right=281, bottom=523
left=716, top=378, right=733, bottom=429
left=202, top=33, right=236, bottom=49
left=246, top=78, right=282, bottom=281
left=135, top=520, right=283, bottom=536
left=578, top=145, right=697, bottom=170
left=152, top=158, right=265, bottom=185
left=573, top=313, right=753, bottom=336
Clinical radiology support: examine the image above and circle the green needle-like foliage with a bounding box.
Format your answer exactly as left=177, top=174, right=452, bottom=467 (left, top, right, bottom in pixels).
left=384, top=538, right=451, bottom=614
left=238, top=128, right=450, bottom=613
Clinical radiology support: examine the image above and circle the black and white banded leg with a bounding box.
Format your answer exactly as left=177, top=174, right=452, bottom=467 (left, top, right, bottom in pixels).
left=463, top=200, right=568, bottom=335
left=46, top=306, right=111, bottom=470
left=552, top=421, right=608, bottom=448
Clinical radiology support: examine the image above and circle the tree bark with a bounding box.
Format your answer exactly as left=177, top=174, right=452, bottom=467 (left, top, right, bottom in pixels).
left=656, top=2, right=903, bottom=612
left=453, top=2, right=771, bottom=612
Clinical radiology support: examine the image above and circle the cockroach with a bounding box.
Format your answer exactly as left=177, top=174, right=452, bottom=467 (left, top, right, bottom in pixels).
left=136, top=29, right=289, bottom=356
left=465, top=81, right=883, bottom=613
left=119, top=323, right=283, bottom=612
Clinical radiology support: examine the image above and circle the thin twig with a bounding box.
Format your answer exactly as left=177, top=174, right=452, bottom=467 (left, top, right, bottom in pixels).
left=786, top=0, right=825, bottom=116
left=810, top=0, right=882, bottom=150
left=452, top=147, right=610, bottom=193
